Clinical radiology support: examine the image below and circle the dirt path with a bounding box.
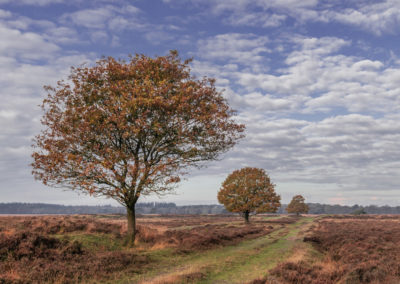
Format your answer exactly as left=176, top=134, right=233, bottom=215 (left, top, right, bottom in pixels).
left=130, top=217, right=316, bottom=284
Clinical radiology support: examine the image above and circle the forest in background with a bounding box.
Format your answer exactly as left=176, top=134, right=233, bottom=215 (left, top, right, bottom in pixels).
left=1, top=202, right=400, bottom=215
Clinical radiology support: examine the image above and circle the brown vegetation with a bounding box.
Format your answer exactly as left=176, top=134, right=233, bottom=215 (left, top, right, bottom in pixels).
left=138, top=223, right=269, bottom=251
left=0, top=215, right=146, bottom=283
left=264, top=215, right=400, bottom=284
left=0, top=214, right=279, bottom=283
left=0, top=231, right=149, bottom=283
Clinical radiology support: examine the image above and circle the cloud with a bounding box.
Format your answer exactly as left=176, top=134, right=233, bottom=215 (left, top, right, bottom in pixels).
left=0, top=8, right=95, bottom=203
left=230, top=36, right=400, bottom=114
left=197, top=33, right=270, bottom=72
left=61, top=5, right=142, bottom=30
left=90, top=30, right=109, bottom=43
left=216, top=113, right=400, bottom=192
left=242, top=92, right=296, bottom=111
left=166, top=0, right=400, bottom=35
left=164, top=0, right=317, bottom=28
left=0, top=0, right=65, bottom=5
left=189, top=32, right=400, bottom=201
left=193, top=34, right=400, bottom=116
left=63, top=7, right=114, bottom=29
left=0, top=9, right=11, bottom=18
left=44, top=26, right=80, bottom=44
left=59, top=4, right=177, bottom=45
left=226, top=13, right=286, bottom=28
left=0, top=52, right=94, bottom=202
left=0, top=10, right=83, bottom=46
left=144, top=30, right=175, bottom=45
left=0, top=23, right=59, bottom=61
left=322, top=0, right=400, bottom=35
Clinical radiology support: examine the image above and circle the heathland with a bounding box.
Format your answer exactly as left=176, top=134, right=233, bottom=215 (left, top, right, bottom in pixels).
left=0, top=214, right=399, bottom=283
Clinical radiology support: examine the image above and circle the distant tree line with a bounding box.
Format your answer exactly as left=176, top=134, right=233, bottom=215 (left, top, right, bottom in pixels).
left=0, top=203, right=227, bottom=215
left=0, top=203, right=125, bottom=215
left=0, top=202, right=399, bottom=215
left=277, top=203, right=400, bottom=215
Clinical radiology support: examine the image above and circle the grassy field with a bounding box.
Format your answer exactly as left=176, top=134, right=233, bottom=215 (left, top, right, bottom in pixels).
left=0, top=214, right=399, bottom=283
left=132, top=217, right=315, bottom=283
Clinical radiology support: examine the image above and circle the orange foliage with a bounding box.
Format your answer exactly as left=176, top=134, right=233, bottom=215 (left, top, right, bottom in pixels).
left=31, top=50, right=245, bottom=242
left=217, top=167, right=281, bottom=222
left=286, top=195, right=309, bottom=215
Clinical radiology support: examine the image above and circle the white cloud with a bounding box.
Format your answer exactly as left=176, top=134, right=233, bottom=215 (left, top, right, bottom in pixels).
left=217, top=113, right=400, bottom=192
left=0, top=0, right=64, bottom=5
left=226, top=12, right=286, bottom=27
left=61, top=5, right=142, bottom=29
left=194, top=34, right=400, bottom=115
left=0, top=52, right=94, bottom=202
left=228, top=36, right=400, bottom=114
left=323, top=0, right=400, bottom=35
left=63, top=7, right=114, bottom=29
left=0, top=9, right=11, bottom=18
left=188, top=32, right=400, bottom=201
left=166, top=0, right=317, bottom=28
left=197, top=33, right=269, bottom=72
left=0, top=23, right=59, bottom=60
left=242, top=92, right=296, bottom=111
left=169, top=0, right=400, bottom=35
left=58, top=4, right=161, bottom=44
left=256, top=0, right=318, bottom=9
left=0, top=11, right=81, bottom=48
left=108, top=16, right=131, bottom=31
left=44, top=26, right=80, bottom=44
left=0, top=11, right=95, bottom=204
left=144, top=30, right=175, bottom=44
left=90, top=30, right=109, bottom=43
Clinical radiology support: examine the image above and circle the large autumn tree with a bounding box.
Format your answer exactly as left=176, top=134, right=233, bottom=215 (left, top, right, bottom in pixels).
left=217, top=167, right=281, bottom=223
left=32, top=51, right=245, bottom=245
left=286, top=195, right=309, bottom=216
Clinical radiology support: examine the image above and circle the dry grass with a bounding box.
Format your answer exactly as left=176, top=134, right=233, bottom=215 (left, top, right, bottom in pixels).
left=266, top=215, right=400, bottom=284
left=0, top=229, right=148, bottom=283
left=285, top=246, right=308, bottom=263
left=0, top=214, right=283, bottom=283
left=137, top=223, right=271, bottom=252
left=141, top=266, right=205, bottom=284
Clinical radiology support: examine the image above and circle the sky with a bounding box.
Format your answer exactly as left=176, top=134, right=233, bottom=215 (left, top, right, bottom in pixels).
left=1, top=0, right=400, bottom=206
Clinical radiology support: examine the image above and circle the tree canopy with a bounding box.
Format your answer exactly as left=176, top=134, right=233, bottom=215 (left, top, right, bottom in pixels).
left=286, top=195, right=309, bottom=216
left=217, top=167, right=281, bottom=223
left=32, top=51, right=245, bottom=244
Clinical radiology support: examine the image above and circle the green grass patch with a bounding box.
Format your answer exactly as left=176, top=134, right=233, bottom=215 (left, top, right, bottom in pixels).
left=172, top=221, right=244, bottom=231
left=47, top=216, right=318, bottom=283
left=260, top=215, right=285, bottom=220
left=54, top=233, right=124, bottom=252
left=126, top=217, right=316, bottom=284
left=198, top=217, right=314, bottom=283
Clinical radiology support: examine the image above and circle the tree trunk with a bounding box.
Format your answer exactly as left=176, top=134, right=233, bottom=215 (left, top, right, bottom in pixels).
left=244, top=211, right=250, bottom=223
left=126, top=205, right=136, bottom=246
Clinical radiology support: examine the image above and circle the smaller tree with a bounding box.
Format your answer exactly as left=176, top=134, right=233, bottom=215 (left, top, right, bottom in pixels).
left=217, top=167, right=281, bottom=223
left=286, top=195, right=309, bottom=216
